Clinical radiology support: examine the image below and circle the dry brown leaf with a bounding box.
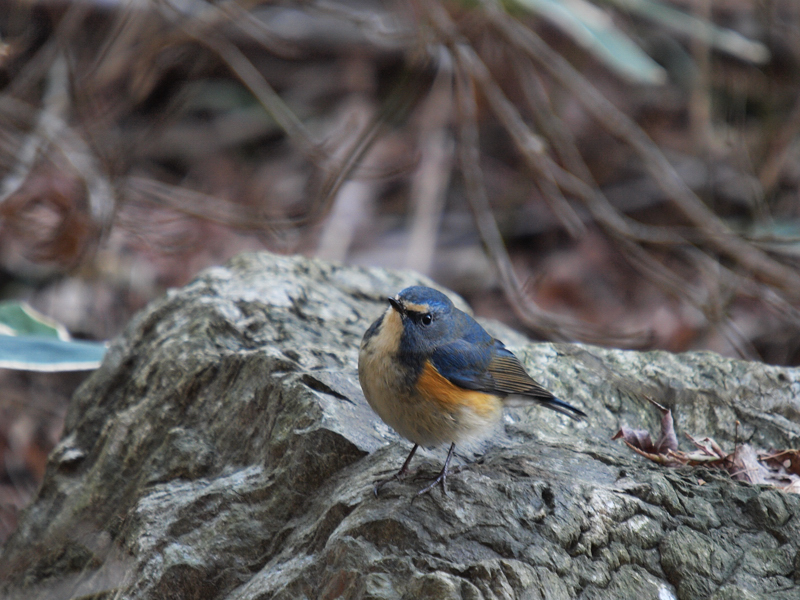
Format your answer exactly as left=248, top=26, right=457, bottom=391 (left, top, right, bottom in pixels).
left=730, top=444, right=774, bottom=485
left=762, top=449, right=800, bottom=476
left=618, top=440, right=685, bottom=467
left=613, top=405, right=800, bottom=495
left=647, top=397, right=678, bottom=453
left=758, top=449, right=800, bottom=493
left=612, top=426, right=656, bottom=453
left=612, top=396, right=678, bottom=461
left=685, top=434, right=728, bottom=460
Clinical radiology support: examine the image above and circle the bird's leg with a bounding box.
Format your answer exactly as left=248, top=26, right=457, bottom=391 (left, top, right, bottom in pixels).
left=374, top=443, right=419, bottom=496
left=414, top=442, right=456, bottom=499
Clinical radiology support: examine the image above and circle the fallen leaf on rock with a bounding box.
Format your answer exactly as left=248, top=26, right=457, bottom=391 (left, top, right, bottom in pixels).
left=729, top=443, right=774, bottom=485
left=651, top=398, right=678, bottom=454
left=612, top=396, right=679, bottom=464
left=684, top=434, right=729, bottom=463
left=613, top=403, right=800, bottom=495
left=611, top=425, right=656, bottom=453
left=762, top=449, right=800, bottom=475
left=758, top=449, right=800, bottom=492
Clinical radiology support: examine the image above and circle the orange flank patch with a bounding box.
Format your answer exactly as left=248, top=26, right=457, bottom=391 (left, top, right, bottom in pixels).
left=418, top=361, right=500, bottom=417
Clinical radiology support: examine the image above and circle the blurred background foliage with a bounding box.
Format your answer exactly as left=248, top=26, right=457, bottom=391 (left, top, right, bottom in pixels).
left=2, top=0, right=800, bottom=540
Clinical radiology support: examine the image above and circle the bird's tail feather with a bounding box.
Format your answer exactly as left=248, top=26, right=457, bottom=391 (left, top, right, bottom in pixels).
left=539, top=395, right=586, bottom=420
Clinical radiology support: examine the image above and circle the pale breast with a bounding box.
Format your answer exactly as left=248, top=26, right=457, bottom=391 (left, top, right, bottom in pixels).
left=359, top=308, right=412, bottom=428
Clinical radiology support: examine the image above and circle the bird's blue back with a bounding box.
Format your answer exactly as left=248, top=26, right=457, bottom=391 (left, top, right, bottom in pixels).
left=391, top=286, right=581, bottom=413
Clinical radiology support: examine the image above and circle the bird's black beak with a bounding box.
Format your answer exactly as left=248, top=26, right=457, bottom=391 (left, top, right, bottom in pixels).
left=387, top=297, right=404, bottom=315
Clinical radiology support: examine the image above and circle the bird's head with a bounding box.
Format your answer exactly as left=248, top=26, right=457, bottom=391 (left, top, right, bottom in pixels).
left=388, top=286, right=457, bottom=352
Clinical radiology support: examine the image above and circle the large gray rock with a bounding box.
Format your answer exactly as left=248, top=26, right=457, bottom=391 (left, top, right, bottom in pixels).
left=1, top=252, right=798, bottom=599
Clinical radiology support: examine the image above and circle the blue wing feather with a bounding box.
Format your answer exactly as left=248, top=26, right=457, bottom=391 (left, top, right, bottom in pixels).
left=428, top=318, right=494, bottom=389
left=429, top=322, right=586, bottom=419
left=430, top=338, right=493, bottom=390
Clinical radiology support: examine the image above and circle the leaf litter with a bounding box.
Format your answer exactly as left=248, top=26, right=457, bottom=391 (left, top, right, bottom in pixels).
left=612, top=397, right=800, bottom=493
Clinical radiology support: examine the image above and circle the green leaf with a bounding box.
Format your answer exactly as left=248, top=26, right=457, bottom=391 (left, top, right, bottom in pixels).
left=0, top=336, right=106, bottom=372
left=0, top=301, right=106, bottom=371
left=606, top=0, right=769, bottom=64
left=0, top=301, right=69, bottom=339
left=513, top=0, right=667, bottom=85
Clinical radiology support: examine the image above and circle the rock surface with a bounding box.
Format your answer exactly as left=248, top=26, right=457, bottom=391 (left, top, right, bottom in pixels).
left=1, top=252, right=799, bottom=600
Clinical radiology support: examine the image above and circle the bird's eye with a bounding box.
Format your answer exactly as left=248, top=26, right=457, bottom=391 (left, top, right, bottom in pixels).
left=421, top=313, right=433, bottom=326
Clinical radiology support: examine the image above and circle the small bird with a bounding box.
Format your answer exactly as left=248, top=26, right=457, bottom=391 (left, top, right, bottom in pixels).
left=359, top=285, right=586, bottom=497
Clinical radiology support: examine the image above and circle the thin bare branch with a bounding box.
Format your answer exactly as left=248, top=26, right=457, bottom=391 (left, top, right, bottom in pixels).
left=154, top=0, right=402, bottom=228
left=124, top=175, right=273, bottom=232
left=406, top=59, right=455, bottom=274
left=160, top=2, right=318, bottom=157
left=446, top=40, right=646, bottom=345
left=486, top=5, right=800, bottom=302
left=455, top=35, right=683, bottom=246
left=759, top=90, right=800, bottom=195
left=1, top=53, right=115, bottom=233
left=455, top=44, right=586, bottom=239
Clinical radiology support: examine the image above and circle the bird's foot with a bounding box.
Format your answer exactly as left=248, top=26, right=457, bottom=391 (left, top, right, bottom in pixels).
left=374, top=443, right=420, bottom=497
left=413, top=468, right=450, bottom=499
left=411, top=442, right=459, bottom=502
left=373, top=466, right=418, bottom=496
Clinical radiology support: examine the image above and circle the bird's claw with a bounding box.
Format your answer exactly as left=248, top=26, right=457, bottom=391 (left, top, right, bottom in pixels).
left=412, top=469, right=449, bottom=502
